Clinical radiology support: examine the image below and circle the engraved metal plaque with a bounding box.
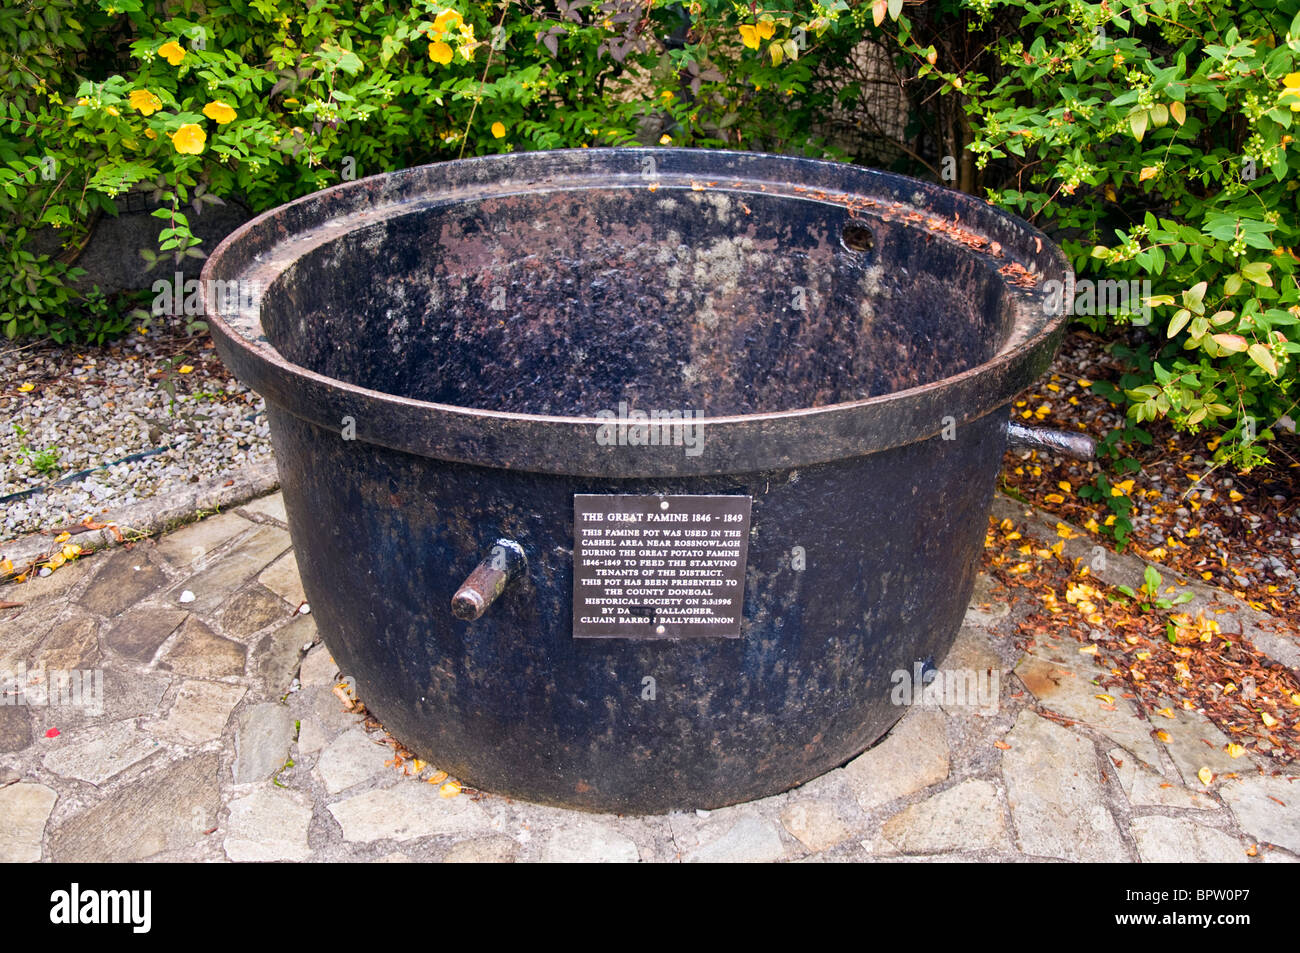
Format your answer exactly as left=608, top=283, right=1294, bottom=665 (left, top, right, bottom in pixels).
left=573, top=494, right=752, bottom=639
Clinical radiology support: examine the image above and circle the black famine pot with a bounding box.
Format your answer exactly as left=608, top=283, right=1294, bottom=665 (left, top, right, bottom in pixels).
left=202, top=148, right=1086, bottom=814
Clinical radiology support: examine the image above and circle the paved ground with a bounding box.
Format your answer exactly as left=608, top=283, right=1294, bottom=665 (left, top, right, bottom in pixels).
left=1, top=490, right=1296, bottom=863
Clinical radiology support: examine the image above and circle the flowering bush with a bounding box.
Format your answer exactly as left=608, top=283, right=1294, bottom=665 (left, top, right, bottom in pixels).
left=887, top=0, right=1300, bottom=470
left=0, top=0, right=865, bottom=343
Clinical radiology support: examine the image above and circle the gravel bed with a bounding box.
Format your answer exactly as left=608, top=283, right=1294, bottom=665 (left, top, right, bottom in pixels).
left=2, top=329, right=272, bottom=541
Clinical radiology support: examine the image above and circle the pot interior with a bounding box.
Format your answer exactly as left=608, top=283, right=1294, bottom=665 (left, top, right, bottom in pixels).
left=261, top=186, right=1016, bottom=417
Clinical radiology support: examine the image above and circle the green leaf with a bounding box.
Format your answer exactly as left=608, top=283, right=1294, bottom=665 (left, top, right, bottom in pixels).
left=1241, top=261, right=1272, bottom=286
left=1129, top=108, right=1148, bottom=142
left=1247, top=343, right=1278, bottom=376
left=1167, top=309, right=1192, bottom=337
left=1143, top=564, right=1161, bottom=594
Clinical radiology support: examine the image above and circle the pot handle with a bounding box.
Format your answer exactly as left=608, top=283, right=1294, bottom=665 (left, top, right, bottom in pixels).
left=451, top=539, right=527, bottom=621
left=1006, top=422, right=1096, bottom=461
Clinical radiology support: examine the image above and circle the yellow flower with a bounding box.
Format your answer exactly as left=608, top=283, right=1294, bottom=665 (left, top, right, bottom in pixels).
left=129, top=89, right=162, bottom=115
left=1283, top=74, right=1300, bottom=111
left=158, top=41, right=186, bottom=66
left=104, top=105, right=120, bottom=116
left=433, top=8, right=463, bottom=35
left=144, top=128, right=157, bottom=139
left=429, top=40, right=453, bottom=65
left=203, top=100, right=237, bottom=124
left=738, top=20, right=774, bottom=50
left=171, top=123, right=206, bottom=154
left=660, top=133, right=672, bottom=145
left=491, top=121, right=505, bottom=138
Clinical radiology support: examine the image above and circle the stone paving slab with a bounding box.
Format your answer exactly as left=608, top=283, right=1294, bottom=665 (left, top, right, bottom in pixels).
left=0, top=491, right=1295, bottom=863
left=0, top=782, right=57, bottom=862
left=1002, top=710, right=1130, bottom=862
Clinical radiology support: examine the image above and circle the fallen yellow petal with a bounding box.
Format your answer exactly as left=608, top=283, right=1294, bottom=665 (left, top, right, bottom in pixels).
left=1156, top=730, right=1172, bottom=743
left=439, top=780, right=462, bottom=798
left=18, top=383, right=35, bottom=392
left=1261, top=712, right=1278, bottom=728
left=1079, top=644, right=1099, bottom=655
left=54, top=532, right=71, bottom=544
left=1197, top=766, right=1213, bottom=785
left=1095, top=693, right=1115, bottom=704
left=1226, top=743, right=1245, bottom=758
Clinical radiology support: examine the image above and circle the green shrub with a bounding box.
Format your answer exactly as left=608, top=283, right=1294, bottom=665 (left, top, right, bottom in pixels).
left=1, top=0, right=866, bottom=345
left=897, top=0, right=1300, bottom=470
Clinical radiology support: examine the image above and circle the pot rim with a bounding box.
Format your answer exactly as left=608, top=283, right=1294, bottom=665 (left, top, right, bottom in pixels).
left=202, top=147, right=1075, bottom=477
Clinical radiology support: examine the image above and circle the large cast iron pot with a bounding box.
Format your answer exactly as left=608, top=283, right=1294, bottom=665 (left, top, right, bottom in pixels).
left=203, top=148, right=1083, bottom=814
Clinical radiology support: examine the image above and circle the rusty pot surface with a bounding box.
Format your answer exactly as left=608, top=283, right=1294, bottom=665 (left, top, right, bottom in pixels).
left=203, top=148, right=1075, bottom=813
